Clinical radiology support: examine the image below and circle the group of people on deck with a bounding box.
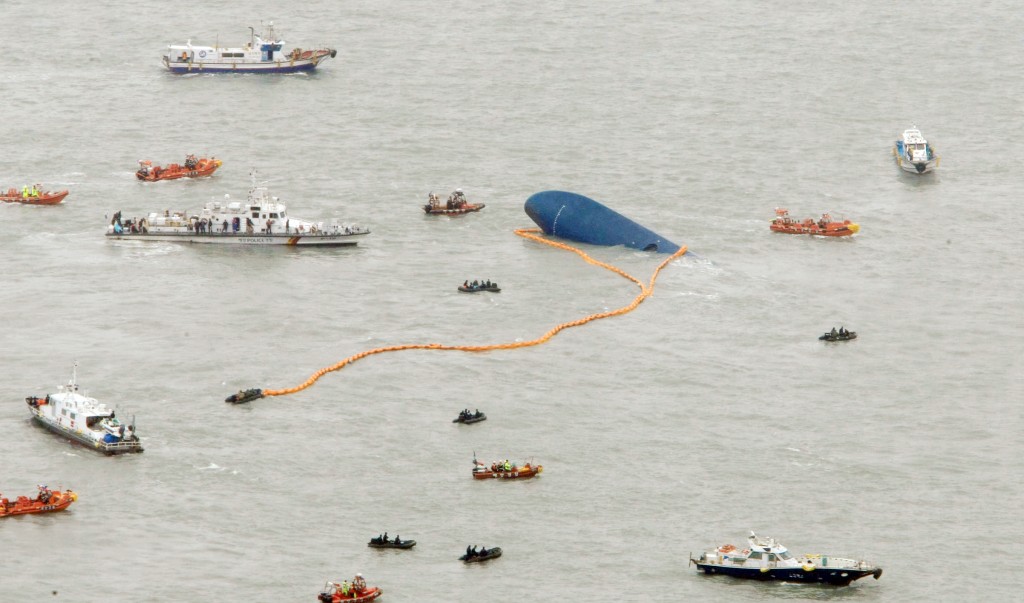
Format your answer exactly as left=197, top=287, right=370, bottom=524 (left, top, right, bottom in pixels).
left=446, top=189, right=468, bottom=208
left=465, top=544, right=491, bottom=558
left=370, top=532, right=402, bottom=544
left=426, top=189, right=470, bottom=210
left=489, top=459, right=516, bottom=472
left=458, top=409, right=482, bottom=420
left=332, top=573, right=367, bottom=599
left=463, top=279, right=497, bottom=289
left=0, top=485, right=51, bottom=511
left=17, top=184, right=43, bottom=198
left=829, top=326, right=850, bottom=337
left=110, top=211, right=148, bottom=234
left=109, top=210, right=335, bottom=236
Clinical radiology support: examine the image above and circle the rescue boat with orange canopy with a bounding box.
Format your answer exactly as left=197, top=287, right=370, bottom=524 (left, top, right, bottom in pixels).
left=0, top=486, right=77, bottom=518
left=1, top=187, right=69, bottom=205
left=136, top=155, right=222, bottom=181
left=770, top=209, right=859, bottom=237
left=472, top=455, right=543, bottom=480
left=317, top=576, right=381, bottom=602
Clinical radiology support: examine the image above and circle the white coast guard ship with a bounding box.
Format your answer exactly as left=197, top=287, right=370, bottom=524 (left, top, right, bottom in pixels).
left=163, top=22, right=336, bottom=74
left=26, top=365, right=142, bottom=455
left=106, top=171, right=370, bottom=247
left=690, top=532, right=882, bottom=586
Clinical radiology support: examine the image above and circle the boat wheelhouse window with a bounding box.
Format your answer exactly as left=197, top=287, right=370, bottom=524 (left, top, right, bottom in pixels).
left=251, top=212, right=259, bottom=218
left=779, top=551, right=792, bottom=560
left=269, top=213, right=279, bottom=218
left=747, top=551, right=762, bottom=560
left=70, top=412, right=77, bottom=420
left=221, top=52, right=244, bottom=58
left=62, top=408, right=68, bottom=416
left=767, top=553, right=777, bottom=561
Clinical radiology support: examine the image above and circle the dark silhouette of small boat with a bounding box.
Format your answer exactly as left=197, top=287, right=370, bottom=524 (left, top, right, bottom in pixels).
left=453, top=410, right=487, bottom=424
left=459, top=282, right=500, bottom=293
left=225, top=388, right=263, bottom=404
left=368, top=536, right=416, bottom=549
left=460, top=546, right=502, bottom=563
left=819, top=330, right=857, bottom=342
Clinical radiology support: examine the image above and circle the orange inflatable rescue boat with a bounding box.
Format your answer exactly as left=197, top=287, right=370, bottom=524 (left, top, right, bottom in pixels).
left=770, top=208, right=859, bottom=237
left=317, top=574, right=382, bottom=602
left=0, top=485, right=77, bottom=518
left=136, top=155, right=222, bottom=181
left=472, top=457, right=543, bottom=480
left=1, top=186, right=69, bottom=205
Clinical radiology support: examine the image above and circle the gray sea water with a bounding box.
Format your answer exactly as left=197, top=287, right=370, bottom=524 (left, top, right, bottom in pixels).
left=1, top=1, right=1021, bottom=601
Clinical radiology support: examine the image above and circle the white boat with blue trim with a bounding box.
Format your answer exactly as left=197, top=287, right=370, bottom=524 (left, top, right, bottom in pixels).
left=893, top=127, right=939, bottom=173
left=690, top=532, right=882, bottom=586
left=163, top=22, right=336, bottom=74
left=26, top=365, right=143, bottom=455
left=106, top=172, right=369, bottom=247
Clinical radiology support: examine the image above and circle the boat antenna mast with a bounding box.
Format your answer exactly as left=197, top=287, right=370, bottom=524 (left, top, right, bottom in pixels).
left=249, top=26, right=256, bottom=47
left=69, top=361, right=79, bottom=391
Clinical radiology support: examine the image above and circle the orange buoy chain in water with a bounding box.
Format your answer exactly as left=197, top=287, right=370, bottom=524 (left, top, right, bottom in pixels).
left=259, top=228, right=686, bottom=398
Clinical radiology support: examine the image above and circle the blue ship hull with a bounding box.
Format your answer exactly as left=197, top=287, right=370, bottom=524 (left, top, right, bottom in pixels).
left=165, top=62, right=319, bottom=74
left=696, top=563, right=880, bottom=586
left=524, top=191, right=681, bottom=254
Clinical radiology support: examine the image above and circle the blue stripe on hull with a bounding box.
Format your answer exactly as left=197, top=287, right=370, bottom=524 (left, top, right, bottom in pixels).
left=166, top=63, right=319, bottom=74
left=697, top=564, right=873, bottom=586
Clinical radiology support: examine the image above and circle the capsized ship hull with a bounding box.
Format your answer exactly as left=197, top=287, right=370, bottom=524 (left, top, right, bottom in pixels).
left=525, top=191, right=681, bottom=253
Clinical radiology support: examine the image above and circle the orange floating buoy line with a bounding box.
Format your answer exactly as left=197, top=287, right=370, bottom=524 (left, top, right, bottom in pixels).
left=226, top=228, right=686, bottom=403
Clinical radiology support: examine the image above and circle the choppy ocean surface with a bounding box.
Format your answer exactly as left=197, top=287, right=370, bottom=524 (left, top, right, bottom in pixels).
left=1, top=1, right=1021, bottom=601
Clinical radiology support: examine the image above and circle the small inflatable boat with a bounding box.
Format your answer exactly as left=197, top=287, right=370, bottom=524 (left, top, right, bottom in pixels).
left=368, top=537, right=416, bottom=549
left=458, top=284, right=500, bottom=293
left=225, top=388, right=263, bottom=404
left=819, top=331, right=857, bottom=342
left=453, top=411, right=487, bottom=424
left=460, top=546, right=502, bottom=563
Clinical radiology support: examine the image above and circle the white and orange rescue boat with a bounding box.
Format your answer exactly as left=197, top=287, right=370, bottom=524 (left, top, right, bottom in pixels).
left=770, top=208, right=859, bottom=237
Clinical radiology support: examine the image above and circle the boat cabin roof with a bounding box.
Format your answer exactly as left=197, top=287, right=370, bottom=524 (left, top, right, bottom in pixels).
left=747, top=532, right=789, bottom=554
left=50, top=388, right=114, bottom=418
left=902, top=129, right=927, bottom=145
